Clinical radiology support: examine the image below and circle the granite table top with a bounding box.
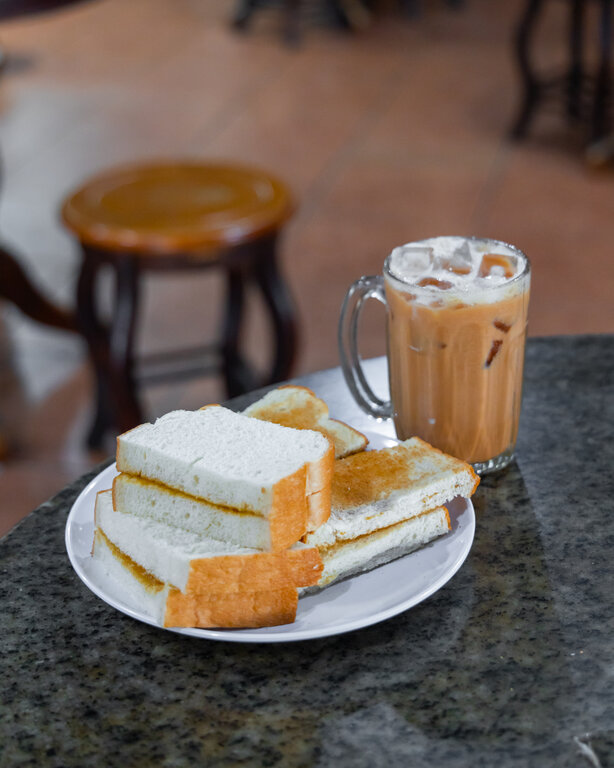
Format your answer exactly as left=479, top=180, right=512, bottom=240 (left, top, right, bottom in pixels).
left=1, top=335, right=613, bottom=767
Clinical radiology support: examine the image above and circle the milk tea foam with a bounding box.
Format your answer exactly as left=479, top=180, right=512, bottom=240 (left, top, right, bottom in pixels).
left=385, top=236, right=530, bottom=468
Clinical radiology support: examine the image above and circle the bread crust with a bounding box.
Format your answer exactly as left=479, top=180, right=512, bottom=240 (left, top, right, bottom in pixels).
left=164, top=587, right=298, bottom=628
left=269, top=464, right=310, bottom=548
left=305, top=442, right=334, bottom=530
left=327, top=417, right=368, bottom=456
left=187, top=548, right=323, bottom=591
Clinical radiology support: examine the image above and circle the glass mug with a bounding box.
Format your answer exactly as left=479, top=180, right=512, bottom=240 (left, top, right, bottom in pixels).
left=339, top=236, right=531, bottom=474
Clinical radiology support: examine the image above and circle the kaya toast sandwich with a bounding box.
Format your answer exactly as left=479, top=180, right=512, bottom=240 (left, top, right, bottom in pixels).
left=93, top=490, right=323, bottom=628
left=115, top=405, right=335, bottom=549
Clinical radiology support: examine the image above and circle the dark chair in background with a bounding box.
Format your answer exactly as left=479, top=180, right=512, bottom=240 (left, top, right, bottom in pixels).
left=510, top=0, right=612, bottom=145
left=232, top=0, right=463, bottom=46
left=233, top=0, right=371, bottom=46
left=62, top=161, right=299, bottom=449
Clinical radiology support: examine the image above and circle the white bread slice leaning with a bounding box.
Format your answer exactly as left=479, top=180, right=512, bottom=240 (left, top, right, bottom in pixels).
left=116, top=406, right=334, bottom=537
left=92, top=528, right=298, bottom=629
left=95, top=491, right=323, bottom=593
left=305, top=506, right=451, bottom=592
left=244, top=385, right=368, bottom=459
left=304, top=437, right=479, bottom=548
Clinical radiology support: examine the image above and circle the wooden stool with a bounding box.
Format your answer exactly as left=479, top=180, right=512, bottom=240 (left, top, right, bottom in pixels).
left=62, top=161, right=298, bottom=449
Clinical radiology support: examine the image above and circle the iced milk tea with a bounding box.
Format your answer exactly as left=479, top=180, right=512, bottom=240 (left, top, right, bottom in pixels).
left=384, top=236, right=530, bottom=472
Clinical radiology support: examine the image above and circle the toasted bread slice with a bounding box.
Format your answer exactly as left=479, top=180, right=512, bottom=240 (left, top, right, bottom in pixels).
left=304, top=437, right=479, bottom=548
left=304, top=506, right=451, bottom=592
left=244, top=385, right=368, bottom=459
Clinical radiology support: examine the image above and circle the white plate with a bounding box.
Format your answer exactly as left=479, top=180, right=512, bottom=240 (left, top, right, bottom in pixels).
left=65, top=431, right=475, bottom=643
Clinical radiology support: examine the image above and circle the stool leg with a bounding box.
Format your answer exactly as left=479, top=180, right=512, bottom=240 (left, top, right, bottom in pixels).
left=0, top=241, right=76, bottom=332
left=232, top=0, right=259, bottom=30
left=222, top=264, right=259, bottom=398
left=253, top=235, right=299, bottom=385
left=108, top=256, right=143, bottom=434
left=510, top=0, right=544, bottom=140
left=76, top=252, right=112, bottom=449
left=591, top=0, right=612, bottom=143
left=567, top=0, right=586, bottom=122
left=283, top=0, right=301, bottom=46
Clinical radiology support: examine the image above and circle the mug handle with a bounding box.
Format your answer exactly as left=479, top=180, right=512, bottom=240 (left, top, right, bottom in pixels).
left=338, top=275, right=393, bottom=419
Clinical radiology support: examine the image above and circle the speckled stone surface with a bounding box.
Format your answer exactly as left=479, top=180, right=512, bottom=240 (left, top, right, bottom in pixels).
left=1, top=336, right=613, bottom=767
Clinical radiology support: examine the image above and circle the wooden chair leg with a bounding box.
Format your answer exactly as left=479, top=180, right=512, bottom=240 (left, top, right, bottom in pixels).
left=108, top=256, right=143, bottom=434
left=253, top=235, right=299, bottom=385
left=232, top=0, right=259, bottom=30
left=567, top=0, right=586, bottom=121
left=510, top=0, right=544, bottom=140
left=76, top=252, right=112, bottom=449
left=0, top=242, right=76, bottom=331
left=221, top=263, right=258, bottom=398
left=283, top=0, right=301, bottom=45
left=591, top=0, right=612, bottom=143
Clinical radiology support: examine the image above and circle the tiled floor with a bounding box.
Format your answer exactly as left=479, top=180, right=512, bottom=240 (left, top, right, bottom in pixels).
left=1, top=0, right=613, bottom=535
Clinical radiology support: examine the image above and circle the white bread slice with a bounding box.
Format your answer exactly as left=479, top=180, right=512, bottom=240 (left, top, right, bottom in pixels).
left=95, top=491, right=323, bottom=593
left=243, top=385, right=368, bottom=459
left=92, top=528, right=298, bottom=628
left=304, top=506, right=451, bottom=592
left=304, top=437, right=479, bottom=548
left=116, top=406, right=334, bottom=534
left=198, top=404, right=334, bottom=501
left=114, top=473, right=293, bottom=553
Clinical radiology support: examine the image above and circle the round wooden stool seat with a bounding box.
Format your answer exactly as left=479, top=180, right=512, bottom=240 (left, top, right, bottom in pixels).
left=62, top=161, right=298, bottom=449
left=62, top=162, right=294, bottom=256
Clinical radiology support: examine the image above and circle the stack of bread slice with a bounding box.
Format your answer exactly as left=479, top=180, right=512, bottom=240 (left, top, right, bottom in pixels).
left=91, top=388, right=479, bottom=631
left=301, top=436, right=479, bottom=590
left=92, top=405, right=334, bottom=628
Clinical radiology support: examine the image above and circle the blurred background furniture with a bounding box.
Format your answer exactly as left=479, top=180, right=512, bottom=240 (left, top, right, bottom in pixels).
left=232, top=0, right=464, bottom=46
left=62, top=162, right=298, bottom=449
left=0, top=241, right=75, bottom=331
left=233, top=0, right=371, bottom=45
left=511, top=0, right=613, bottom=144
left=0, top=0, right=93, bottom=21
